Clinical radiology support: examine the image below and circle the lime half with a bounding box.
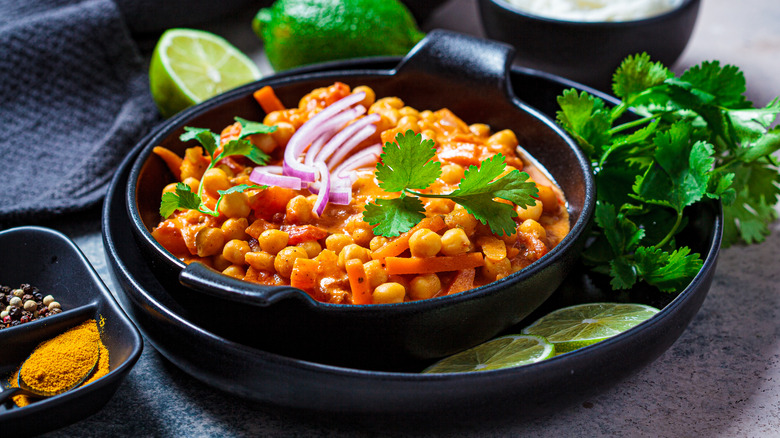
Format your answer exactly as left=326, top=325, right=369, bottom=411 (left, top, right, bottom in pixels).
left=521, top=302, right=660, bottom=353
left=422, top=335, right=555, bottom=374
left=150, top=28, right=261, bottom=118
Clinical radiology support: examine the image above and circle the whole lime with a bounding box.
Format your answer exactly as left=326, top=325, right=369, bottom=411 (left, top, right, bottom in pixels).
left=253, top=0, right=425, bottom=71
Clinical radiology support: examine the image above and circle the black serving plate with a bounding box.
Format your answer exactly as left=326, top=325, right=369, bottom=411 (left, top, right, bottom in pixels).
left=0, top=226, right=143, bottom=436
left=103, top=59, right=721, bottom=420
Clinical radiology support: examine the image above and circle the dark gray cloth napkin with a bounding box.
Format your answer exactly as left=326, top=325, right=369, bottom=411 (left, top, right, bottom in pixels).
left=0, top=0, right=160, bottom=228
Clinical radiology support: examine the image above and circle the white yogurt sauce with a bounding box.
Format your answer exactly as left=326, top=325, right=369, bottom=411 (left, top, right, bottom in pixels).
left=503, top=0, right=685, bottom=22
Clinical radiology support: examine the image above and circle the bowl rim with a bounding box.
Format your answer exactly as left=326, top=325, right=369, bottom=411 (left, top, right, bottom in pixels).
left=126, top=64, right=596, bottom=312
left=485, top=0, right=698, bottom=26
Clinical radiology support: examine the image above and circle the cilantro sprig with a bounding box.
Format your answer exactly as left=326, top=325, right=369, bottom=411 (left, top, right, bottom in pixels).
left=556, top=53, right=780, bottom=292
left=362, top=130, right=538, bottom=237
left=159, top=117, right=275, bottom=218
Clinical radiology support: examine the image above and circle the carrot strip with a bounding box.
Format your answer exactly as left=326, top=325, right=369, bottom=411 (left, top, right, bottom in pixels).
left=345, top=259, right=371, bottom=305
left=371, top=215, right=446, bottom=260
left=445, top=268, right=476, bottom=295
left=385, top=253, right=484, bottom=275
left=153, top=146, right=182, bottom=181
left=253, top=86, right=286, bottom=113
left=290, top=258, right=318, bottom=291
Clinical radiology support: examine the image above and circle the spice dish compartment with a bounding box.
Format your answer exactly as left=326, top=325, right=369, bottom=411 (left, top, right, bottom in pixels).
left=0, top=226, right=142, bottom=437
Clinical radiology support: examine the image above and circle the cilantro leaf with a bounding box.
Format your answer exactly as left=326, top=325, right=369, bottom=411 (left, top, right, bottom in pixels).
left=160, top=182, right=201, bottom=218
left=363, top=196, right=425, bottom=238
left=221, top=138, right=269, bottom=165
left=235, top=117, right=277, bottom=138
left=612, top=52, right=671, bottom=101
left=376, top=130, right=441, bottom=192
left=633, top=246, right=703, bottom=292
left=632, top=122, right=714, bottom=213
left=556, top=89, right=612, bottom=158
left=593, top=202, right=645, bottom=257
left=677, top=61, right=748, bottom=108
left=181, top=127, right=219, bottom=157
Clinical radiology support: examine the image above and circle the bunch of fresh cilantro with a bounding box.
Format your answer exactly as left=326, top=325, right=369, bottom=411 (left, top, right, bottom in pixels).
left=159, top=117, right=273, bottom=218
left=556, top=53, right=780, bottom=292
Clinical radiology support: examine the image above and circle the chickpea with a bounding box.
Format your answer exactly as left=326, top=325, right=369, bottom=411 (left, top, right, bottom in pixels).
left=535, top=184, right=559, bottom=214
left=202, top=168, right=231, bottom=194
left=408, top=274, right=442, bottom=300
left=369, top=235, right=389, bottom=252
left=338, top=244, right=371, bottom=268
left=218, top=191, right=251, bottom=219
left=399, top=106, right=419, bottom=117
left=373, top=282, right=406, bottom=304
left=363, top=260, right=389, bottom=289
left=440, top=164, right=465, bottom=185
left=469, top=123, right=491, bottom=138
left=375, top=96, right=404, bottom=109
left=326, top=233, right=354, bottom=254
left=498, top=229, right=518, bottom=245
left=195, top=227, right=225, bottom=257
left=222, top=239, right=250, bottom=265
left=222, top=264, right=246, bottom=279
left=274, top=246, right=308, bottom=278
left=221, top=218, right=249, bottom=241
left=409, top=229, right=442, bottom=258
left=352, top=85, right=376, bottom=108
left=515, top=200, right=543, bottom=222
left=487, top=129, right=519, bottom=149
left=258, top=229, right=289, bottom=255
left=347, top=221, right=375, bottom=247
left=162, top=183, right=178, bottom=195
left=440, top=228, right=471, bottom=256
left=270, top=122, right=295, bottom=147
left=246, top=251, right=275, bottom=271
left=286, top=195, right=313, bottom=224
left=482, top=257, right=511, bottom=282
left=445, top=206, right=478, bottom=236
left=425, top=198, right=455, bottom=214
left=182, top=177, right=200, bottom=193
left=251, top=133, right=277, bottom=154
left=297, top=240, right=322, bottom=258
left=212, top=254, right=232, bottom=272
left=519, top=219, right=547, bottom=240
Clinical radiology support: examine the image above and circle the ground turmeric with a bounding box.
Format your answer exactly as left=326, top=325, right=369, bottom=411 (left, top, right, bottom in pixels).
left=8, top=318, right=109, bottom=407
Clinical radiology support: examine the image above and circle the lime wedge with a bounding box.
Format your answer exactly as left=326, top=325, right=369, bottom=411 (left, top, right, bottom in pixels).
left=149, top=28, right=261, bottom=118
left=422, top=335, right=555, bottom=374
left=521, top=302, right=660, bottom=353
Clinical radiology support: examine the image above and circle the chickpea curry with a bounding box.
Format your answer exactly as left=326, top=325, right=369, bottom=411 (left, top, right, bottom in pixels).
left=152, top=82, right=570, bottom=305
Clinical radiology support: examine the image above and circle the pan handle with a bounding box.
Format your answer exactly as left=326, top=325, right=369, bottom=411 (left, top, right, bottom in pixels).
left=179, top=262, right=306, bottom=307
left=394, top=29, right=516, bottom=101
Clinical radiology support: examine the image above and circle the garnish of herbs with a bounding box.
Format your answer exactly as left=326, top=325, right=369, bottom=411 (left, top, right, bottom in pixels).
left=362, top=129, right=539, bottom=238
left=159, top=117, right=275, bottom=218
left=556, top=53, right=780, bottom=292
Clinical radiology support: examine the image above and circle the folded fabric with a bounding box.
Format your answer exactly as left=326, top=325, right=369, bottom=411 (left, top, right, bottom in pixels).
left=0, top=0, right=160, bottom=228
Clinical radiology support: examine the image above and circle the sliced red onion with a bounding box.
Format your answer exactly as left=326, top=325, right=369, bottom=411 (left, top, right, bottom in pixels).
left=329, top=177, right=353, bottom=205
left=312, top=161, right=330, bottom=216
left=327, top=124, right=380, bottom=169
left=284, top=92, right=367, bottom=182
left=303, top=106, right=365, bottom=167
left=332, top=144, right=382, bottom=178
left=315, top=113, right=380, bottom=166
left=249, top=167, right=302, bottom=190
left=259, top=165, right=283, bottom=174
